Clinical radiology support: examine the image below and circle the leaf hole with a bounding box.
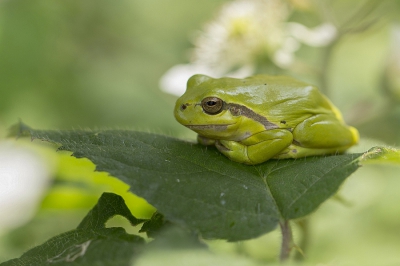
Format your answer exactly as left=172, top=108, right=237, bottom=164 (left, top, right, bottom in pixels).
left=105, top=215, right=144, bottom=235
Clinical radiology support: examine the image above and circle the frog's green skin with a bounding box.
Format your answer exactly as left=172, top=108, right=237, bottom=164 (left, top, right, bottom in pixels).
left=174, top=74, right=359, bottom=165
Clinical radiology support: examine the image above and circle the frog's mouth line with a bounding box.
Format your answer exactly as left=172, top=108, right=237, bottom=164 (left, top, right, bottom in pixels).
left=185, top=124, right=234, bottom=131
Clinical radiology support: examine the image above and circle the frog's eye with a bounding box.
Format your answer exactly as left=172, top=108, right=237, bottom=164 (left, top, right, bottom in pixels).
left=201, top=97, right=224, bottom=115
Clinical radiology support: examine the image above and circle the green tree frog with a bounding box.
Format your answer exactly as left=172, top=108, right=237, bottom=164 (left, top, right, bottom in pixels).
left=174, top=74, right=359, bottom=165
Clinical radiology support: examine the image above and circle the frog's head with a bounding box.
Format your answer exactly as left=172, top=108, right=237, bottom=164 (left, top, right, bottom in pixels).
left=174, top=74, right=244, bottom=139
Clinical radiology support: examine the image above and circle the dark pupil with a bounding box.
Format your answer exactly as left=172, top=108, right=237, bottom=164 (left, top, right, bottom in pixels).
left=207, top=101, right=216, bottom=106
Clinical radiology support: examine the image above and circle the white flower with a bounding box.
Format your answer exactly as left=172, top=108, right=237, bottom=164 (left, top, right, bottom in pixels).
left=160, top=0, right=338, bottom=95
left=287, top=22, right=337, bottom=47
left=159, top=64, right=216, bottom=96
left=273, top=22, right=337, bottom=68
left=272, top=36, right=300, bottom=68
left=160, top=0, right=289, bottom=96
left=159, top=64, right=253, bottom=96
left=0, top=141, right=52, bottom=233
left=191, top=0, right=290, bottom=74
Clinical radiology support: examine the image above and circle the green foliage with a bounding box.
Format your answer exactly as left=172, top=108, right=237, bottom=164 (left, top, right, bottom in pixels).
left=265, top=155, right=361, bottom=220
left=360, top=146, right=400, bottom=165
left=76, top=191, right=145, bottom=230
left=13, top=123, right=366, bottom=241
left=140, top=212, right=169, bottom=238
left=1, top=0, right=400, bottom=264
left=1, top=193, right=146, bottom=266
left=2, top=123, right=399, bottom=265
left=0, top=0, right=226, bottom=131
left=0, top=192, right=208, bottom=266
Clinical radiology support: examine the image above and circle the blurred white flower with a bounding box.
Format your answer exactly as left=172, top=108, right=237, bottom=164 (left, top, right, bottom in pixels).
left=0, top=141, right=52, bottom=233
left=160, top=0, right=338, bottom=96
left=159, top=64, right=254, bottom=96
left=287, top=22, right=337, bottom=47
left=273, top=22, right=337, bottom=68
left=160, top=0, right=289, bottom=96
left=191, top=0, right=290, bottom=74
left=272, top=36, right=300, bottom=68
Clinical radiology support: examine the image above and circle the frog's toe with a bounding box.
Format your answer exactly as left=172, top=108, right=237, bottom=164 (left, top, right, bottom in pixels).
left=215, top=140, right=252, bottom=164
left=214, top=140, right=230, bottom=152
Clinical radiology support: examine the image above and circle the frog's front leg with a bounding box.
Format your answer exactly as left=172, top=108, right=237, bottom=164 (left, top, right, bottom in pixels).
left=215, top=129, right=293, bottom=165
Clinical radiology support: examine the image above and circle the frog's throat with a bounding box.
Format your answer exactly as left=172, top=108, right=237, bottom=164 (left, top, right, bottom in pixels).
left=226, top=103, right=279, bottom=130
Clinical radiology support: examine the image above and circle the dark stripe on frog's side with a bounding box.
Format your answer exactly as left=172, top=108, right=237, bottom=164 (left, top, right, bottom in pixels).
left=227, top=103, right=279, bottom=130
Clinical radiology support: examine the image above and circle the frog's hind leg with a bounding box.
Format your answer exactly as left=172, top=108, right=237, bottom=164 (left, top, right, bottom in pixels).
left=274, top=144, right=348, bottom=159
left=291, top=114, right=359, bottom=149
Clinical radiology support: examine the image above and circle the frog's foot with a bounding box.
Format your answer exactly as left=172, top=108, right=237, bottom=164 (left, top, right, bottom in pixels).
left=215, top=140, right=252, bottom=164
left=274, top=144, right=349, bottom=159
left=197, top=135, right=216, bottom=146
left=216, top=129, right=294, bottom=165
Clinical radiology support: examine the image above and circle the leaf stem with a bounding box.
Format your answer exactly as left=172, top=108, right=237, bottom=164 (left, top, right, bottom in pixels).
left=279, top=220, right=293, bottom=262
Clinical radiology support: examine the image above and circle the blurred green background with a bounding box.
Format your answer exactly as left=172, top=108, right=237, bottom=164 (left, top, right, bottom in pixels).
left=0, top=0, right=227, bottom=134
left=1, top=0, right=400, bottom=265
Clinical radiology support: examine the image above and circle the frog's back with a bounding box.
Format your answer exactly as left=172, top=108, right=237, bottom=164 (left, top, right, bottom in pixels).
left=195, top=74, right=342, bottom=127
left=241, top=75, right=340, bottom=127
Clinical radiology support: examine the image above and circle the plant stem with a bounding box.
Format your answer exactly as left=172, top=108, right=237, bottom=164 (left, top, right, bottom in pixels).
left=318, top=39, right=337, bottom=97
left=318, top=0, right=383, bottom=97
left=279, top=220, right=293, bottom=262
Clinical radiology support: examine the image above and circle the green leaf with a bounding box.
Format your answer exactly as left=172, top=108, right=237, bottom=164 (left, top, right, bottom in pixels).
left=139, top=212, right=169, bottom=238
left=1, top=193, right=145, bottom=266
left=359, top=146, right=400, bottom=165
left=263, top=155, right=361, bottom=219
left=78, top=192, right=145, bottom=230
left=13, top=123, right=366, bottom=241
